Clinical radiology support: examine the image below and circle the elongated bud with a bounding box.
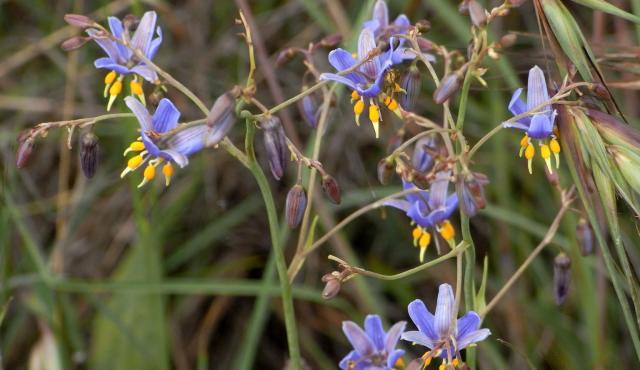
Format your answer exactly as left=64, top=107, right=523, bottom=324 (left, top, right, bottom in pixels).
left=377, top=158, right=394, bottom=185
left=321, top=175, right=341, bottom=204
left=416, top=37, right=433, bottom=51
left=298, top=92, right=319, bottom=128
left=261, top=116, right=287, bottom=180
left=61, top=36, right=90, bottom=51
left=80, top=133, right=99, bottom=179
left=413, top=136, right=438, bottom=172
left=286, top=184, right=307, bottom=228
left=457, top=172, right=488, bottom=217
left=64, top=14, right=94, bottom=28
left=322, top=278, right=341, bottom=299
left=467, top=0, right=487, bottom=27
left=498, top=33, right=517, bottom=48
left=433, top=74, right=461, bottom=104
left=319, top=34, right=343, bottom=48
left=553, top=253, right=571, bottom=305
left=16, top=137, right=34, bottom=168
left=576, top=218, right=594, bottom=256
left=401, top=65, right=421, bottom=111
left=459, top=0, right=470, bottom=15
left=205, top=88, right=240, bottom=145
left=276, top=48, right=297, bottom=66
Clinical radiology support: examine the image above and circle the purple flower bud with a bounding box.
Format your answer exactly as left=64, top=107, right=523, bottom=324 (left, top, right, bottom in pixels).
left=401, top=65, right=421, bottom=111
left=416, top=37, right=433, bottom=51
left=457, top=172, right=488, bottom=217
left=64, top=14, right=94, bottom=28
left=261, top=116, right=287, bottom=180
left=298, top=93, right=319, bottom=128
left=459, top=0, right=470, bottom=15
left=286, top=184, right=307, bottom=228
left=433, top=74, right=461, bottom=104
left=499, top=33, right=517, bottom=48
left=276, top=48, right=297, bottom=66
left=322, top=278, right=341, bottom=299
left=80, top=132, right=99, bottom=179
left=16, top=137, right=34, bottom=169
left=413, top=136, right=438, bottom=173
left=576, top=218, right=594, bottom=256
left=468, top=0, right=487, bottom=27
left=206, top=88, right=240, bottom=145
left=318, top=34, right=343, bottom=48
left=553, top=253, right=571, bottom=305
left=321, top=175, right=341, bottom=204
left=377, top=158, right=394, bottom=185
left=61, top=36, right=91, bottom=51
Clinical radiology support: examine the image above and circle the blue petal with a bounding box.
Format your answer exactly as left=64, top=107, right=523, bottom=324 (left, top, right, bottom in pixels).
left=384, top=199, right=411, bottom=212
left=357, top=29, right=381, bottom=79
left=502, top=120, right=529, bottom=131
left=108, top=16, right=131, bottom=60
left=407, top=299, right=438, bottom=341
left=328, top=49, right=366, bottom=85
left=427, top=171, right=450, bottom=211
left=148, top=27, right=163, bottom=60
left=339, top=350, right=360, bottom=370
left=527, top=113, right=554, bottom=139
left=87, top=29, right=123, bottom=63
left=130, top=11, right=157, bottom=56
left=407, top=202, right=434, bottom=228
left=371, top=0, right=389, bottom=30
left=386, top=349, right=405, bottom=369
left=456, top=328, right=491, bottom=350
left=393, top=14, right=411, bottom=34
left=125, top=96, right=153, bottom=132
left=319, top=73, right=358, bottom=91
left=456, top=311, right=481, bottom=339
left=526, top=65, right=550, bottom=111
left=342, top=321, right=375, bottom=357
left=94, top=58, right=131, bottom=75
left=434, top=284, right=455, bottom=339
left=363, top=19, right=381, bottom=33
left=141, top=134, right=160, bottom=157
left=412, top=137, right=436, bottom=172
left=364, top=315, right=385, bottom=351
left=152, top=99, right=181, bottom=133
left=159, top=148, right=188, bottom=168
left=401, top=330, right=435, bottom=348
left=205, top=107, right=236, bottom=147
left=384, top=321, right=406, bottom=353
left=167, top=125, right=207, bottom=157
left=130, top=65, right=157, bottom=82
left=508, top=88, right=527, bottom=117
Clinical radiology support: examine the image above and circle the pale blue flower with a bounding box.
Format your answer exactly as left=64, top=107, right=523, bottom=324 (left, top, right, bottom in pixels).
left=340, top=315, right=406, bottom=370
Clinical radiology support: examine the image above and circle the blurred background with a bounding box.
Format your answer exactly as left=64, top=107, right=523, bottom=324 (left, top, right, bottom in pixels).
left=1, top=0, right=640, bottom=369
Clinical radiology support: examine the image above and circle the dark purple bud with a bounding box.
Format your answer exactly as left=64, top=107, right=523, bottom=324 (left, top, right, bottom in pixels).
left=416, top=37, right=434, bottom=51
left=321, top=175, right=341, bottom=204
left=80, top=132, right=99, bottom=179
left=377, top=158, right=394, bottom=185
left=276, top=48, right=297, bottom=66
left=413, top=136, right=438, bottom=173
left=261, top=116, right=287, bottom=180
left=322, top=278, right=341, bottom=299
left=433, top=74, right=461, bottom=104
left=401, top=65, right=421, bottom=111
left=553, top=253, right=571, bottom=305
left=61, top=36, right=90, bottom=51
left=64, top=14, right=95, bottom=28
left=318, top=34, right=343, bottom=48
left=16, top=137, right=34, bottom=168
left=205, top=88, right=240, bottom=145
left=457, top=172, right=488, bottom=217
left=576, top=218, right=594, bottom=256
left=468, top=0, right=487, bottom=27
left=498, top=33, right=517, bottom=48
left=286, top=184, right=307, bottom=228
left=298, top=92, right=319, bottom=128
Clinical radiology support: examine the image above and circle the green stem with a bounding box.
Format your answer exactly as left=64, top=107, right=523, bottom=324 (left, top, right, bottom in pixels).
left=244, top=120, right=301, bottom=369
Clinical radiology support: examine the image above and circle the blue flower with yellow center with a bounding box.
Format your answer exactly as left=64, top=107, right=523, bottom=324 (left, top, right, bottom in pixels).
left=363, top=0, right=411, bottom=39
left=340, top=314, right=406, bottom=370
left=503, top=65, right=561, bottom=174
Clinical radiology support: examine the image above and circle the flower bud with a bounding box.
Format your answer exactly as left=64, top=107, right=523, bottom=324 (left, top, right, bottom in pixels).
left=80, top=132, right=99, bottom=179
left=122, top=14, right=140, bottom=32
left=457, top=172, right=488, bottom=217
left=322, top=278, right=341, bottom=299
left=61, top=36, right=90, bottom=51
left=298, top=92, right=319, bottom=128
left=458, top=0, right=470, bottom=15
left=401, top=65, right=421, bottom=111
left=498, top=33, right=517, bottom=49
left=467, top=0, right=487, bottom=27
left=261, top=116, right=287, bottom=180
left=16, top=137, right=34, bottom=168
left=64, top=14, right=94, bottom=28
left=321, top=175, right=341, bottom=204
left=433, top=74, right=461, bottom=104
left=413, top=136, right=438, bottom=173
left=553, top=253, right=571, bottom=305
left=206, top=88, right=240, bottom=145
left=318, top=34, right=343, bottom=48
left=576, top=218, right=594, bottom=256
left=416, top=37, right=433, bottom=51
left=286, top=184, right=307, bottom=228
left=377, top=158, right=394, bottom=185
left=276, top=48, right=297, bottom=66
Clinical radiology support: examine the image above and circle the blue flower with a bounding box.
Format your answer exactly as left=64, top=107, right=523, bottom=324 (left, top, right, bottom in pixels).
left=121, top=96, right=222, bottom=188
left=385, top=172, right=457, bottom=262
left=363, top=0, right=411, bottom=39
left=340, top=314, right=406, bottom=370
left=503, top=65, right=561, bottom=174
left=412, top=136, right=438, bottom=173
left=87, top=11, right=162, bottom=110
left=319, top=27, right=415, bottom=138
left=401, top=284, right=490, bottom=368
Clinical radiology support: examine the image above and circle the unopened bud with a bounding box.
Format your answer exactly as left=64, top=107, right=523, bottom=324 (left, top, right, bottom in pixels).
left=458, top=172, right=488, bottom=217
left=576, top=218, right=594, bottom=256
left=64, top=14, right=94, bottom=28
left=276, top=48, right=297, bottom=66
left=498, top=33, right=517, bottom=48
left=467, top=0, right=487, bottom=27
left=322, top=278, right=341, bottom=299
left=553, top=253, right=571, bottom=305
left=80, top=132, right=99, bottom=179
left=401, top=65, right=421, bottom=111
left=433, top=74, right=461, bottom=104
left=16, top=137, right=34, bottom=168
left=321, top=175, right=341, bottom=204
left=286, top=184, right=307, bottom=228
left=261, top=116, right=287, bottom=180
left=377, top=158, right=394, bottom=185
left=205, top=88, right=240, bottom=146
left=298, top=92, right=319, bottom=128
left=459, top=0, right=470, bottom=15
left=416, top=37, right=434, bottom=51
left=318, top=34, right=343, bottom=48
left=61, top=36, right=90, bottom=51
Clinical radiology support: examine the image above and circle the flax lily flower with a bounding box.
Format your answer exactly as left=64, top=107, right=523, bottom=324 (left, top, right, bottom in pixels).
left=402, top=284, right=491, bottom=368
left=340, top=314, right=406, bottom=370
left=364, top=0, right=411, bottom=39
left=87, top=11, right=162, bottom=110
left=385, top=172, right=458, bottom=262
left=503, top=65, right=560, bottom=174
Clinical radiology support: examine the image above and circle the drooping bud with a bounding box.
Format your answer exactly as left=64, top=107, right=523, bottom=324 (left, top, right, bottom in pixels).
left=205, top=88, right=240, bottom=146
left=401, top=65, right=421, bottom=111
left=576, top=218, right=594, bottom=256
left=286, top=184, right=307, bottom=228
left=261, top=116, right=287, bottom=180
left=553, top=253, right=571, bottom=305
left=433, top=74, right=461, bottom=104
left=318, top=34, right=343, bottom=49
left=276, top=48, right=297, bottom=66
left=416, top=37, right=433, bottom=52
left=498, top=33, right=517, bottom=49
left=457, top=172, right=488, bottom=217
left=467, top=0, right=487, bottom=27
left=321, top=175, right=341, bottom=204
left=64, top=14, right=94, bottom=28
left=61, top=36, right=90, bottom=51
left=16, top=137, right=34, bottom=168
left=413, top=136, right=438, bottom=173
left=377, top=158, right=394, bottom=185
left=298, top=91, right=320, bottom=128
left=321, top=276, right=341, bottom=299
left=80, top=132, right=99, bottom=179
left=458, top=0, right=470, bottom=15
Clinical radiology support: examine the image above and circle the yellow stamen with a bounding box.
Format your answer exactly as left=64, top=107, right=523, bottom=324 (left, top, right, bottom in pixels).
left=105, top=70, right=117, bottom=85
left=384, top=96, right=402, bottom=117
left=412, top=226, right=422, bottom=247
left=524, top=143, right=535, bottom=174
left=354, top=99, right=365, bottom=126
left=136, top=164, right=156, bottom=188
left=519, top=134, right=529, bottom=157
left=550, top=138, right=561, bottom=168
left=127, top=154, right=144, bottom=170
left=162, top=162, right=174, bottom=186
left=351, top=90, right=360, bottom=102
left=130, top=80, right=143, bottom=96
left=541, top=143, right=552, bottom=173
left=394, top=357, right=405, bottom=368
left=439, top=220, right=455, bottom=241
left=452, top=358, right=460, bottom=367
left=369, top=103, right=381, bottom=138
left=123, top=141, right=145, bottom=156
left=419, top=232, right=431, bottom=263
left=107, top=79, right=123, bottom=111
left=439, top=364, right=445, bottom=370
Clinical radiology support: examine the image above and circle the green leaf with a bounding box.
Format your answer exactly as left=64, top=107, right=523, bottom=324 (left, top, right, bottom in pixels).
left=475, top=256, right=489, bottom=314
left=571, top=0, right=640, bottom=24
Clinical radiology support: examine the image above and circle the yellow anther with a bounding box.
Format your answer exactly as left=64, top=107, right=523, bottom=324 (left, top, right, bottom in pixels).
left=439, top=220, right=455, bottom=241
left=107, top=79, right=123, bottom=111
left=418, top=232, right=431, bottom=249
left=524, top=143, right=535, bottom=174
left=130, top=80, right=143, bottom=96
left=395, top=357, right=405, bottom=368
left=439, top=364, right=445, bottom=370
left=519, top=134, right=529, bottom=157
left=354, top=99, right=365, bottom=126
left=143, top=164, right=156, bottom=181
left=394, top=82, right=403, bottom=92
left=105, top=70, right=116, bottom=85
left=123, top=141, right=145, bottom=156
left=127, top=154, right=144, bottom=169
left=412, top=226, right=422, bottom=246
left=423, top=357, right=432, bottom=367
left=550, top=138, right=561, bottom=168
left=162, top=162, right=174, bottom=186
left=452, top=358, right=460, bottom=367
left=541, top=143, right=552, bottom=173
left=369, top=103, right=381, bottom=138
left=351, top=90, right=360, bottom=102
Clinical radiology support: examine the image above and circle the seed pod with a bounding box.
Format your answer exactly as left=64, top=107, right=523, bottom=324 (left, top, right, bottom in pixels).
left=61, top=36, right=90, bottom=51
left=321, top=175, right=341, bottom=204
left=401, top=65, right=421, bottom=111
left=433, top=74, right=461, bottom=104
left=322, top=278, right=341, bottom=299
left=80, top=133, right=99, bottom=179
left=16, top=137, right=34, bottom=168
left=205, top=88, right=240, bottom=146
left=377, top=158, right=394, bottom=185
left=261, top=116, right=287, bottom=180
left=553, top=253, right=571, bottom=305
left=576, top=218, right=594, bottom=256
left=286, top=184, right=307, bottom=228
left=467, top=0, right=487, bottom=27
left=64, top=14, right=94, bottom=28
